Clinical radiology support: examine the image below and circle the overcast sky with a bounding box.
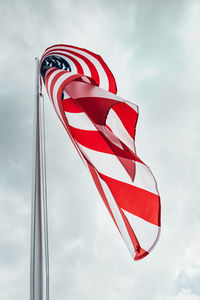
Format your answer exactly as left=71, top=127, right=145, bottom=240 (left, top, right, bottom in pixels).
left=1, top=0, right=200, bottom=299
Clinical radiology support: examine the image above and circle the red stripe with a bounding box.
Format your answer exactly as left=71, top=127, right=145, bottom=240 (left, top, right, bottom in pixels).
left=69, top=126, right=114, bottom=154
left=100, top=173, right=161, bottom=226
left=112, top=102, right=138, bottom=139
left=62, top=98, right=83, bottom=113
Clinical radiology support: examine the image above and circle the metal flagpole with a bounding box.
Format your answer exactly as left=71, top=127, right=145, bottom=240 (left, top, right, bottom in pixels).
left=30, top=58, right=49, bottom=300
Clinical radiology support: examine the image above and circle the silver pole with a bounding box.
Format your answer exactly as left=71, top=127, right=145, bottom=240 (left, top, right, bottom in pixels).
left=40, top=92, right=49, bottom=300
left=30, top=58, right=49, bottom=300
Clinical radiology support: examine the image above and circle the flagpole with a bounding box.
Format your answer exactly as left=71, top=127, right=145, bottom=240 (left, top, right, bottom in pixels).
left=30, top=58, right=49, bottom=300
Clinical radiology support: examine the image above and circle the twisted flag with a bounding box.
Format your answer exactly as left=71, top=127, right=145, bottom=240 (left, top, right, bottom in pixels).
left=40, top=44, right=161, bottom=260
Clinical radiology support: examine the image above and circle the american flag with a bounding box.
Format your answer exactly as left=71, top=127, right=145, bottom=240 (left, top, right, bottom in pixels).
left=40, top=44, right=161, bottom=260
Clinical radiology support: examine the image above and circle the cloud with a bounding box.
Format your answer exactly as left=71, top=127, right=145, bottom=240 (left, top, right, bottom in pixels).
left=0, top=0, right=200, bottom=299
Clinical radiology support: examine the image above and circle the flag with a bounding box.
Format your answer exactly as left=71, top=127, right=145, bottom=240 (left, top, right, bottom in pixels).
left=40, top=44, right=161, bottom=260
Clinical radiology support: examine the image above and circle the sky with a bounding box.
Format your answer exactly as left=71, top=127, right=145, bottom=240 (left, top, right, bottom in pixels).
left=0, top=0, right=200, bottom=299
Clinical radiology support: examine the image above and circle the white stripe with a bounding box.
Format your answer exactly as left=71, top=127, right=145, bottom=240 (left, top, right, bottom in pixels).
left=65, top=112, right=97, bottom=131
left=106, top=108, right=135, bottom=151
left=77, top=144, right=158, bottom=195
left=47, top=69, right=61, bottom=96
left=134, top=162, right=158, bottom=195
left=78, top=143, right=131, bottom=183
left=98, top=175, right=135, bottom=257
left=122, top=209, right=160, bottom=252
left=46, top=45, right=109, bottom=91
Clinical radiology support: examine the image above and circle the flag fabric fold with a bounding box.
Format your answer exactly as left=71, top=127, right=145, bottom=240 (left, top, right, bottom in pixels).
left=40, top=44, right=161, bottom=260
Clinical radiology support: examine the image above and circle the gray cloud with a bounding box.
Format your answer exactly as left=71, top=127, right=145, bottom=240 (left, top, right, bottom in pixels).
left=0, top=0, right=200, bottom=299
